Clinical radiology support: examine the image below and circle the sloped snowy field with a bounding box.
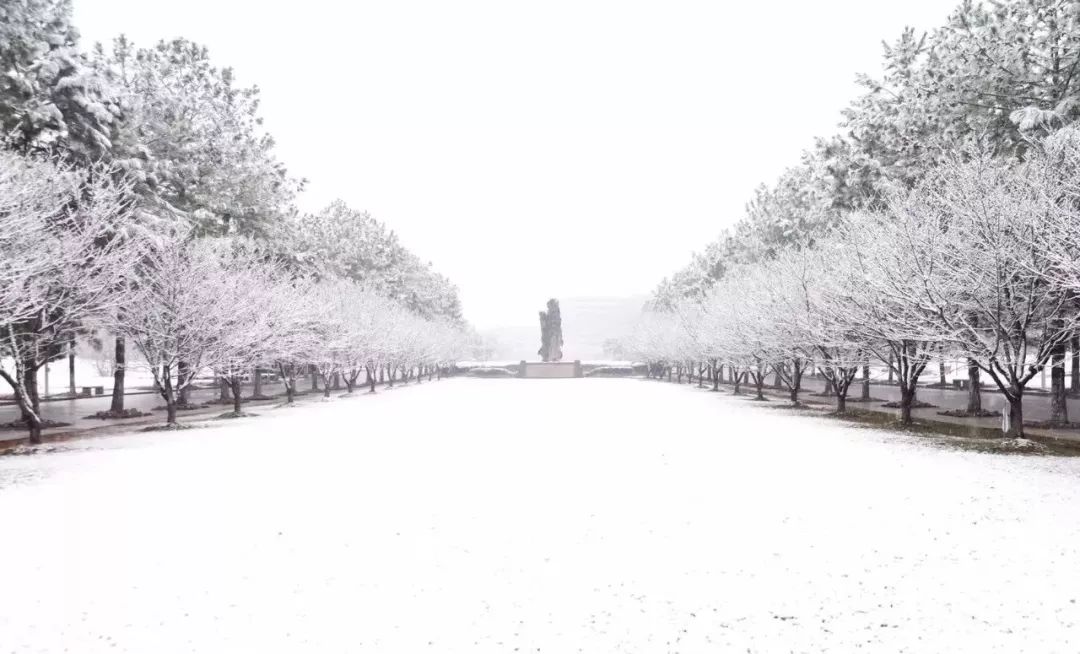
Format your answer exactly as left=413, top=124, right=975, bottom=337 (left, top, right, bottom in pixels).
left=1, top=378, right=1079, bottom=652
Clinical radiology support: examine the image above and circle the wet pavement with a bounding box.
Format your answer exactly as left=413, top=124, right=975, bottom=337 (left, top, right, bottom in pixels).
left=0, top=378, right=332, bottom=444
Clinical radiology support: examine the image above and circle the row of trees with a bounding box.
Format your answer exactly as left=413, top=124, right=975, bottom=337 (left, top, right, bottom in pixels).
left=654, top=0, right=1080, bottom=308
left=107, top=232, right=471, bottom=427
left=629, top=130, right=1080, bottom=437
left=1, top=0, right=476, bottom=442
left=640, top=0, right=1080, bottom=439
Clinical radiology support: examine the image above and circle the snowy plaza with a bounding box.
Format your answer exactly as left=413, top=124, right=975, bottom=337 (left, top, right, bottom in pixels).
left=9, top=0, right=1080, bottom=650
left=2, top=378, right=1079, bottom=652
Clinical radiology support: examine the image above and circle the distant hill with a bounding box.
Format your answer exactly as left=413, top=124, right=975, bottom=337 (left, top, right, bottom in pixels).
left=480, top=296, right=647, bottom=361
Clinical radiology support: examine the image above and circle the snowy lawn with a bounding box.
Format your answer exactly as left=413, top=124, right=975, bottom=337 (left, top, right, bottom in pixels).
left=1, top=378, right=1079, bottom=652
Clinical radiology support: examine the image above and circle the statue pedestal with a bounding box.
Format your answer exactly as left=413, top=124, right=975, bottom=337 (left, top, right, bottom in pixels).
left=519, top=360, right=582, bottom=379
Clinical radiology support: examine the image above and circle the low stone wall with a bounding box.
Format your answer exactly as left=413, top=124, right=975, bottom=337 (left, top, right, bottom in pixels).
left=584, top=365, right=638, bottom=378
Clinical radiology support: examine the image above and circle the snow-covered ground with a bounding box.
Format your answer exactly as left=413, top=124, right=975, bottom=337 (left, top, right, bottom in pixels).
left=1, top=378, right=1079, bottom=652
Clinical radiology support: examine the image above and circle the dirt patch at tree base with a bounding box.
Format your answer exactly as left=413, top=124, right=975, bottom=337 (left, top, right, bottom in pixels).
left=215, top=411, right=259, bottom=420
left=880, top=400, right=938, bottom=409
left=766, top=402, right=820, bottom=410
left=938, top=409, right=1002, bottom=418
left=141, top=423, right=196, bottom=432
left=85, top=409, right=151, bottom=420
left=992, top=437, right=1049, bottom=453
left=153, top=403, right=210, bottom=412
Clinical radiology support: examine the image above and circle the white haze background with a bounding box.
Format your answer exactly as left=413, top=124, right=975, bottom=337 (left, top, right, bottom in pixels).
left=74, top=0, right=954, bottom=329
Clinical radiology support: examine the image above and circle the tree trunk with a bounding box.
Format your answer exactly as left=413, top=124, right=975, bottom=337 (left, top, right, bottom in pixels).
left=22, top=401, right=42, bottom=443
left=110, top=336, right=126, bottom=412
left=27, top=419, right=42, bottom=445
left=162, top=364, right=178, bottom=426
left=322, top=374, right=332, bottom=398
left=733, top=371, right=743, bottom=395
left=836, top=391, right=847, bottom=415
left=1051, top=343, right=1069, bottom=424
left=368, top=367, right=377, bottom=393
left=939, top=359, right=947, bottom=386
left=220, top=376, right=232, bottom=403
left=899, top=384, right=915, bottom=425
left=3, top=368, right=43, bottom=444
left=861, top=365, right=870, bottom=400
left=711, top=363, right=719, bottom=391
left=253, top=367, right=263, bottom=397
left=278, top=363, right=295, bottom=404
left=177, top=360, right=190, bottom=406
left=754, top=373, right=765, bottom=400
left=21, top=365, right=41, bottom=422
left=888, top=354, right=895, bottom=383
left=788, top=361, right=803, bottom=405
left=332, top=372, right=340, bottom=390
left=388, top=366, right=395, bottom=388
left=311, top=365, right=319, bottom=391
left=68, top=345, right=76, bottom=396
left=1005, top=391, right=1024, bottom=438
left=231, top=378, right=243, bottom=414
left=966, top=360, right=982, bottom=414
left=1072, top=334, right=1080, bottom=395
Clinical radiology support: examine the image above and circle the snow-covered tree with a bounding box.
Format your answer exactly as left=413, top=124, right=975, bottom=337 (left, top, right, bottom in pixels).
left=263, top=276, right=321, bottom=405
left=0, top=152, right=136, bottom=442
left=204, top=240, right=304, bottom=416
left=621, top=311, right=685, bottom=380
left=0, top=0, right=119, bottom=162
left=871, top=146, right=1080, bottom=436
left=92, top=36, right=300, bottom=236
left=294, top=201, right=463, bottom=323
left=87, top=36, right=302, bottom=414
left=103, top=234, right=290, bottom=426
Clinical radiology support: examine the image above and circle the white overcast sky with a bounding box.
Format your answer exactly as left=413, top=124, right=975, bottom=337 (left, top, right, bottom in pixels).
left=75, top=0, right=955, bottom=328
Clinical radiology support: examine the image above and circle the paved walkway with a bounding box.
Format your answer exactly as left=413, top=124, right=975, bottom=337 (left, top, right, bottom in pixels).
left=697, top=374, right=1080, bottom=445
left=0, top=376, right=381, bottom=448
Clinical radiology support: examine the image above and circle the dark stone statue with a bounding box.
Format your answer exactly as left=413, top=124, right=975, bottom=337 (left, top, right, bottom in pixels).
left=537, top=298, right=564, bottom=362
